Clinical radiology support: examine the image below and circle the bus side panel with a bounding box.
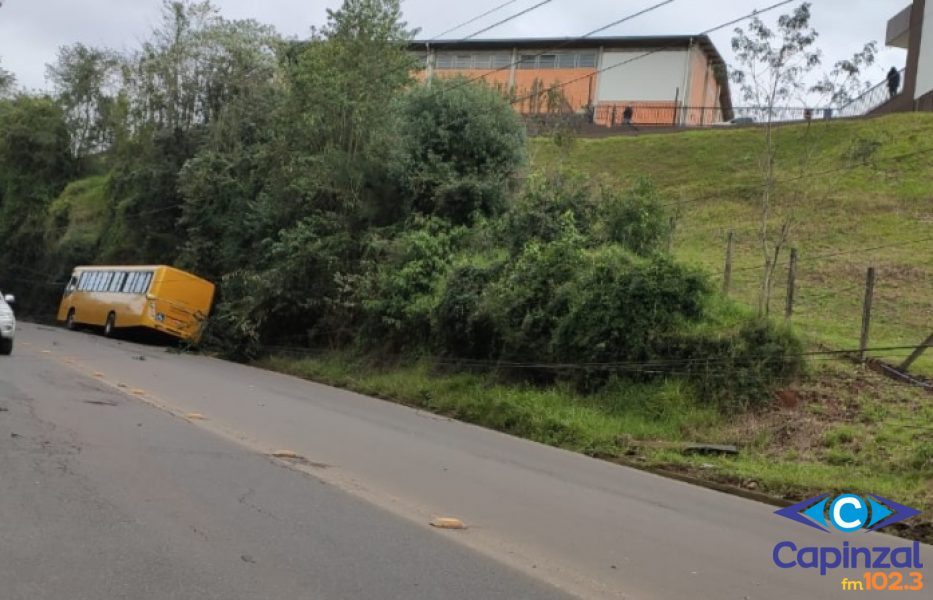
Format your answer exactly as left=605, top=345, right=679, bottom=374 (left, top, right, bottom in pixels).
left=57, top=272, right=148, bottom=328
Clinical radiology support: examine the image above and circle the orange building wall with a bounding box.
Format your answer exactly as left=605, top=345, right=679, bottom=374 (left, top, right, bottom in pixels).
left=418, top=68, right=597, bottom=114
left=685, top=48, right=722, bottom=125
left=511, top=69, right=597, bottom=113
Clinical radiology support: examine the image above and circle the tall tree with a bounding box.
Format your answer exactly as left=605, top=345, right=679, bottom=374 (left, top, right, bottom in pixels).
left=730, top=3, right=816, bottom=315
left=46, top=44, right=122, bottom=158
left=0, top=59, right=14, bottom=98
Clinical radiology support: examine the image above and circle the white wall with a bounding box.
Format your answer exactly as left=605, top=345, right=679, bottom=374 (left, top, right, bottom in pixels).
left=595, top=50, right=687, bottom=102
left=916, top=3, right=933, bottom=98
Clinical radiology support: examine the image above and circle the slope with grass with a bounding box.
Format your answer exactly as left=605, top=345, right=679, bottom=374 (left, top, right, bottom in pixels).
left=533, top=113, right=933, bottom=376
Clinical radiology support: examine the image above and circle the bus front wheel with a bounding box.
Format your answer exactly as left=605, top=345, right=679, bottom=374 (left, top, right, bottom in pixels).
left=104, top=313, right=116, bottom=338
left=65, top=309, right=76, bottom=331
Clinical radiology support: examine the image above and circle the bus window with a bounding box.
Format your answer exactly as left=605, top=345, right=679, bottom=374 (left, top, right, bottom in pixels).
left=124, top=272, right=138, bottom=293
left=111, top=272, right=126, bottom=292
left=137, top=272, right=153, bottom=294
left=64, top=276, right=78, bottom=296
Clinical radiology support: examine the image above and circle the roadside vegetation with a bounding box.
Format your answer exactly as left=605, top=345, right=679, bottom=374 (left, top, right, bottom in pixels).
left=0, top=0, right=929, bottom=539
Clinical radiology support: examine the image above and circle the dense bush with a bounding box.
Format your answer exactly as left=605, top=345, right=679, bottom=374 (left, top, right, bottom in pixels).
left=393, top=78, right=526, bottom=224
left=499, top=169, right=598, bottom=253
left=552, top=247, right=709, bottom=368
left=667, top=319, right=805, bottom=412
left=359, top=217, right=463, bottom=350
left=599, top=176, right=671, bottom=255
left=433, top=262, right=503, bottom=359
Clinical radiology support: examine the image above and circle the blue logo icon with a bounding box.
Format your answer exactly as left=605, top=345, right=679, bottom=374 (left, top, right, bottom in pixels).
left=775, top=493, right=920, bottom=533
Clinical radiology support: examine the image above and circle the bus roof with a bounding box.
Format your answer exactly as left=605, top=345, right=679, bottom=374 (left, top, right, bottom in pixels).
left=71, top=265, right=213, bottom=285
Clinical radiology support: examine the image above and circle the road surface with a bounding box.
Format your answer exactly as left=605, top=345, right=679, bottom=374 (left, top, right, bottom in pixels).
left=1, top=323, right=928, bottom=599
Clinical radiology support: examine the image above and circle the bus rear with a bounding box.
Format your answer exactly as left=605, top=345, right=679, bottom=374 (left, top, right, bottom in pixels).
left=147, top=267, right=215, bottom=341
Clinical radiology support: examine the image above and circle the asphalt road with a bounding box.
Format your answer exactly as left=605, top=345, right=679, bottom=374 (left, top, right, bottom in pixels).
left=2, top=322, right=929, bottom=599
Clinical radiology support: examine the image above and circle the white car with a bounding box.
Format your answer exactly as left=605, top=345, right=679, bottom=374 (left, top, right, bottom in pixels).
left=0, top=292, right=15, bottom=355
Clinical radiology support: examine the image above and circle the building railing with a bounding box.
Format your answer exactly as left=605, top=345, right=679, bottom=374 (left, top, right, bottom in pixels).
left=834, top=68, right=906, bottom=118
left=587, top=104, right=834, bottom=127
left=524, top=98, right=887, bottom=133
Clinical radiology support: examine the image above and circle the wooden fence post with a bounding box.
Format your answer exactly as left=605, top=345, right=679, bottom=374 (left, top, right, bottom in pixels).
left=859, top=267, right=876, bottom=362
left=667, top=216, right=677, bottom=254
left=722, top=230, right=734, bottom=295
left=785, top=248, right=797, bottom=320
left=899, top=332, right=933, bottom=372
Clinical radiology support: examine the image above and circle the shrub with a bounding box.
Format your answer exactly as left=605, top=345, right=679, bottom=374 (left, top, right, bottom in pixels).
left=393, top=78, right=526, bottom=224
left=359, top=216, right=463, bottom=350
left=433, top=263, right=503, bottom=359
left=499, top=169, right=598, bottom=253
left=598, top=176, right=670, bottom=256
left=552, top=246, right=710, bottom=390
left=484, top=213, right=583, bottom=365
left=672, top=319, right=805, bottom=413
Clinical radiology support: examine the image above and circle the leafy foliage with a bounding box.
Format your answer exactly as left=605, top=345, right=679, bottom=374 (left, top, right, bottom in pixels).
left=394, top=78, right=526, bottom=224
left=0, top=0, right=804, bottom=413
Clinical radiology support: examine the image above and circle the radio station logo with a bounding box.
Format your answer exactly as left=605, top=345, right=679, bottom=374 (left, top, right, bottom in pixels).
left=772, top=493, right=925, bottom=592
left=775, top=493, right=920, bottom=533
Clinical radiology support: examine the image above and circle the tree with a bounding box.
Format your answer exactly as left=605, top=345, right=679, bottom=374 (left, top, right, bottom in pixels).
left=278, top=0, right=416, bottom=220
left=47, top=44, right=122, bottom=158
left=0, top=59, right=14, bottom=98
left=0, top=97, right=75, bottom=303
left=810, top=42, right=878, bottom=107
left=393, top=78, right=526, bottom=224
left=731, top=4, right=877, bottom=316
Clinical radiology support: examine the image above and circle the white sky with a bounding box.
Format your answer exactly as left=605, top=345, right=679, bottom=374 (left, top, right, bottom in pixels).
left=0, top=0, right=908, bottom=92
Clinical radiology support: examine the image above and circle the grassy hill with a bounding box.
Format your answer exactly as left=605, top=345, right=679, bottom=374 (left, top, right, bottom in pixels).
left=532, top=113, right=933, bottom=376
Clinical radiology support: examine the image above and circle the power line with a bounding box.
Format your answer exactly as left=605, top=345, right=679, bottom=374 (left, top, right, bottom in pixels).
left=428, top=0, right=526, bottom=40
left=450, top=0, right=678, bottom=90
left=463, top=0, right=556, bottom=40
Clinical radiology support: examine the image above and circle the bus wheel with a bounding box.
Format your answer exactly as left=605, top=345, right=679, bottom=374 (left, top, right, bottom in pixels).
left=104, top=313, right=116, bottom=338
left=65, top=309, right=76, bottom=331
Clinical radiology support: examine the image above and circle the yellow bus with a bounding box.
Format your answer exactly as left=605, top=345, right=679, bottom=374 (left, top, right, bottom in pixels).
left=57, top=265, right=215, bottom=342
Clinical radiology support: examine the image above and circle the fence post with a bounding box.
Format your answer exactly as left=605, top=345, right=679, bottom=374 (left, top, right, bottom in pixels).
left=722, top=230, right=734, bottom=295
left=785, top=247, right=797, bottom=320
left=859, top=267, right=876, bottom=362
left=899, top=332, right=933, bottom=372
left=667, top=216, right=677, bottom=254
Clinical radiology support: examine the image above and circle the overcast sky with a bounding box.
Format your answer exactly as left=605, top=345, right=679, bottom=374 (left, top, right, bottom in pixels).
left=0, top=0, right=908, bottom=91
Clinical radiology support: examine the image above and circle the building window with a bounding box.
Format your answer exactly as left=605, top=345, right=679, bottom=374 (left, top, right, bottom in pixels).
left=518, top=54, right=537, bottom=69
left=435, top=53, right=453, bottom=69
left=493, top=54, right=512, bottom=68
left=577, top=52, right=597, bottom=68
left=538, top=54, right=557, bottom=69
left=473, top=54, right=492, bottom=69
left=453, top=55, right=473, bottom=69
left=557, top=54, right=576, bottom=68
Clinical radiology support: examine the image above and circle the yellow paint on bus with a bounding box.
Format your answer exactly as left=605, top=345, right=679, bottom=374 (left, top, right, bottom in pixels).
left=57, top=265, right=215, bottom=342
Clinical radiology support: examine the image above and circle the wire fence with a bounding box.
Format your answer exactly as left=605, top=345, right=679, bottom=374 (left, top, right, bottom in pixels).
left=701, top=227, right=932, bottom=381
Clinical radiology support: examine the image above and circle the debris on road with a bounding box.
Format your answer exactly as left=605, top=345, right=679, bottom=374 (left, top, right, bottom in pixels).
left=430, top=517, right=466, bottom=530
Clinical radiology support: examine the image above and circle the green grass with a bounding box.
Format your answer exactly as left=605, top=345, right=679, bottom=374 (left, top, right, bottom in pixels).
left=533, top=113, right=933, bottom=376
left=259, top=354, right=720, bottom=455
left=259, top=352, right=932, bottom=541
left=46, top=175, right=110, bottom=252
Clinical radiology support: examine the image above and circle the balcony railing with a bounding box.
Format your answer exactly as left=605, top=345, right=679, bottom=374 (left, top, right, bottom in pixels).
left=835, top=68, right=906, bottom=118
